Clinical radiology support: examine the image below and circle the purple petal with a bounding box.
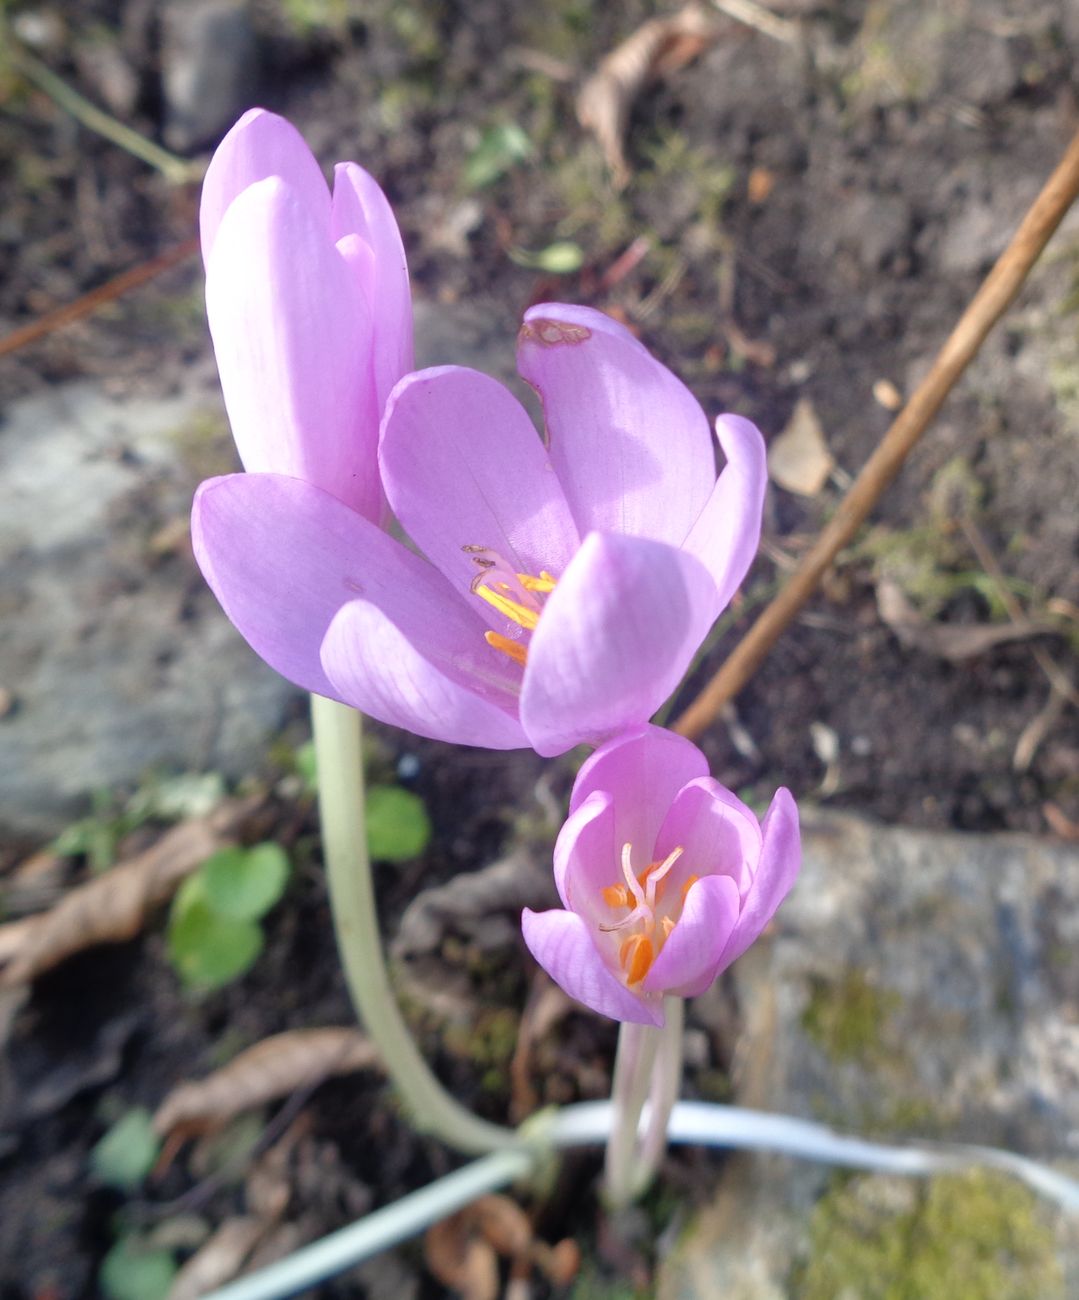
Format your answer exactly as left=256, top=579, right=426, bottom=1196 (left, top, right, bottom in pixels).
left=517, top=303, right=715, bottom=546
left=716, top=787, right=801, bottom=970
left=320, top=601, right=527, bottom=749
left=380, top=367, right=580, bottom=625
left=569, top=726, right=709, bottom=864
left=331, top=162, right=414, bottom=411
left=520, top=533, right=717, bottom=756
left=206, top=177, right=381, bottom=521
left=642, top=873, right=740, bottom=995
left=521, top=908, right=663, bottom=1026
left=192, top=472, right=509, bottom=717
left=680, top=414, right=767, bottom=615
left=653, top=777, right=763, bottom=898
left=552, top=790, right=617, bottom=923
left=200, top=109, right=330, bottom=266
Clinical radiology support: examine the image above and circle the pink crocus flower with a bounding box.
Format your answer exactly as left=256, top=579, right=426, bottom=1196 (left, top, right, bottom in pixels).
left=522, top=726, right=800, bottom=1024
left=192, top=303, right=767, bottom=755
left=200, top=108, right=412, bottom=523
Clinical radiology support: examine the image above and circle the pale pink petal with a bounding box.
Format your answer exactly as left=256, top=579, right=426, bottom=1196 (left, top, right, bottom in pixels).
left=520, top=533, right=717, bottom=757
left=206, top=177, right=381, bottom=520
left=380, top=367, right=579, bottom=627
left=332, top=162, right=414, bottom=412
left=192, top=473, right=506, bottom=713
left=320, top=601, right=527, bottom=749
left=200, top=108, right=330, bottom=266
left=642, top=873, right=739, bottom=995
left=653, top=777, right=763, bottom=898
left=552, top=791, right=617, bottom=923
left=517, top=303, right=715, bottom=546
left=680, top=414, right=767, bottom=615
left=717, top=787, right=801, bottom=969
left=569, top=726, right=709, bottom=865
left=521, top=909, right=664, bottom=1026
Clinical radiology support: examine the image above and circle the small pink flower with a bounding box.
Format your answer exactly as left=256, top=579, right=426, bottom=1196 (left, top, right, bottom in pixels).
left=200, top=108, right=412, bottom=523
left=192, top=304, right=768, bottom=755
left=522, top=726, right=800, bottom=1024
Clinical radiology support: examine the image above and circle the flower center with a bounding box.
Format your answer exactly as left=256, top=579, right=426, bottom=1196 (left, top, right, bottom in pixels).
left=463, top=546, right=558, bottom=667
left=599, top=843, right=698, bottom=987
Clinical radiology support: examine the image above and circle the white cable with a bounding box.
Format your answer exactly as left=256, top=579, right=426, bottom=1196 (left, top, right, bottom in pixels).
left=201, top=1100, right=1079, bottom=1300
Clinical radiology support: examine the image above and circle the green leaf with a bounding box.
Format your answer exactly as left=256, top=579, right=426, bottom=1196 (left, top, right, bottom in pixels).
left=509, top=241, right=585, bottom=274
left=463, top=122, right=532, bottom=189
left=365, top=785, right=432, bottom=862
left=100, top=1237, right=177, bottom=1300
left=90, top=1108, right=160, bottom=1192
left=167, top=881, right=264, bottom=991
left=293, top=739, right=318, bottom=793
left=201, top=843, right=290, bottom=921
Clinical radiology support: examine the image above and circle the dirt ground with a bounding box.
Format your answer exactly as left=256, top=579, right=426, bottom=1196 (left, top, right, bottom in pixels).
left=2, top=0, right=1078, bottom=1295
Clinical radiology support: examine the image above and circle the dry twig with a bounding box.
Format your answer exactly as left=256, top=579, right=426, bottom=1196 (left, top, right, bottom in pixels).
left=674, top=127, right=1079, bottom=739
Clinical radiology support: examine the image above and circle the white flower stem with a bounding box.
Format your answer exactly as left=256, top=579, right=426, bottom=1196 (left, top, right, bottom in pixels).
left=311, top=694, right=515, bottom=1154
left=603, top=1018, right=660, bottom=1206
left=631, top=994, right=685, bottom=1197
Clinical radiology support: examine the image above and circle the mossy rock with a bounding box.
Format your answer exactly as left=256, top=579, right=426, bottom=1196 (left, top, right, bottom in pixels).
left=795, top=1170, right=1063, bottom=1299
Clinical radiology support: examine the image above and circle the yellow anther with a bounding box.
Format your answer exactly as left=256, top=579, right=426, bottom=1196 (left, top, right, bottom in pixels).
left=602, top=884, right=633, bottom=909
left=619, top=934, right=654, bottom=985
left=680, top=873, right=700, bottom=903
left=474, top=584, right=539, bottom=630
left=484, top=630, right=528, bottom=666
left=517, top=571, right=557, bottom=593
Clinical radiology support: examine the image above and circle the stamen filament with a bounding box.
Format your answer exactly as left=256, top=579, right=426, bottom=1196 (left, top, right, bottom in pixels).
left=473, top=583, right=539, bottom=630
left=518, top=571, right=557, bottom=593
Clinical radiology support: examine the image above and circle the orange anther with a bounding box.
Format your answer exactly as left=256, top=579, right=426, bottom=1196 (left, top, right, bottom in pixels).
left=484, top=630, right=528, bottom=666
left=602, top=884, right=632, bottom=909
left=619, top=934, right=654, bottom=985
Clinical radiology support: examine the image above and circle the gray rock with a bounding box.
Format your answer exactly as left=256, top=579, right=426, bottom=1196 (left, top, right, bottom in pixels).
left=161, top=0, right=258, bottom=153
left=660, top=813, right=1079, bottom=1296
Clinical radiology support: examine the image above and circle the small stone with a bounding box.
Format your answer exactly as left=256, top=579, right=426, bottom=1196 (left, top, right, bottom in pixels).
left=873, top=378, right=903, bottom=411
left=161, top=0, right=259, bottom=153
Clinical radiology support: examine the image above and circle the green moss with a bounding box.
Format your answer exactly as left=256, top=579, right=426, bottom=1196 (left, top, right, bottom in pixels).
left=443, top=1007, right=519, bottom=1093
left=796, top=1171, right=1063, bottom=1299
left=802, top=972, right=901, bottom=1065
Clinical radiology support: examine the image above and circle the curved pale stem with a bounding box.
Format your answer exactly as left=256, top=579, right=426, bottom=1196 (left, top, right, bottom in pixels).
left=311, top=694, right=515, bottom=1155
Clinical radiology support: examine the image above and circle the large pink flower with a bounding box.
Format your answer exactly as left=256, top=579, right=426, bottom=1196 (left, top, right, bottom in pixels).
left=522, top=726, right=800, bottom=1024
left=192, top=304, right=767, bottom=755
left=201, top=108, right=412, bottom=523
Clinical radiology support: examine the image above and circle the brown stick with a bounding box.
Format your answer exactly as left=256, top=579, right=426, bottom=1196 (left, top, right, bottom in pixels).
left=0, top=237, right=199, bottom=359
left=674, top=126, right=1079, bottom=740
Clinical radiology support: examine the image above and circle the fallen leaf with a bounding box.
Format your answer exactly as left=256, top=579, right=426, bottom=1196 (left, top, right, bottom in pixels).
left=876, top=578, right=1056, bottom=662
left=509, top=977, right=574, bottom=1122
left=767, top=397, right=835, bottom=496
left=0, top=798, right=260, bottom=988
left=577, top=3, right=720, bottom=187
left=425, top=1212, right=499, bottom=1300
left=153, top=1028, right=379, bottom=1138
left=166, top=1218, right=265, bottom=1300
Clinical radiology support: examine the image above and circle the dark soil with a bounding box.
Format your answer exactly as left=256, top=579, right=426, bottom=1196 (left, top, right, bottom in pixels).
left=2, top=0, right=1078, bottom=1295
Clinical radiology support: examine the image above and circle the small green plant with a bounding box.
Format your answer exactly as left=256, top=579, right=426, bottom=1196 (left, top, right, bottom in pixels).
left=365, top=785, right=432, bottom=861
left=463, top=122, right=533, bottom=189
left=167, top=843, right=290, bottom=991
left=509, top=241, right=585, bottom=274
left=90, top=1107, right=161, bottom=1193
left=99, top=1235, right=177, bottom=1300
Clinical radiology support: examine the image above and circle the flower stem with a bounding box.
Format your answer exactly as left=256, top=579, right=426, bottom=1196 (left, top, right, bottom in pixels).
left=631, top=995, right=684, bottom=1198
left=603, top=1019, right=659, bottom=1207
left=311, top=694, right=515, bottom=1154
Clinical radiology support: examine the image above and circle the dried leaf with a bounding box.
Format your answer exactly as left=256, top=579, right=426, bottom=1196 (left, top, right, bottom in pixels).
left=510, top=978, right=573, bottom=1121
left=876, top=578, right=1055, bottom=663
left=768, top=397, right=835, bottom=496
left=0, top=798, right=260, bottom=988
left=153, top=1028, right=379, bottom=1137
left=471, top=1195, right=533, bottom=1257
left=577, top=3, right=719, bottom=186
left=166, top=1217, right=265, bottom=1300
left=425, top=1213, right=500, bottom=1300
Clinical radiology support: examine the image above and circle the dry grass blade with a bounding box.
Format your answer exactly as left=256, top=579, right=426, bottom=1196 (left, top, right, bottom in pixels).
left=577, top=2, right=720, bottom=187
left=154, top=1028, right=379, bottom=1137
left=875, top=578, right=1056, bottom=663
left=0, top=797, right=258, bottom=988
left=166, top=1217, right=266, bottom=1300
